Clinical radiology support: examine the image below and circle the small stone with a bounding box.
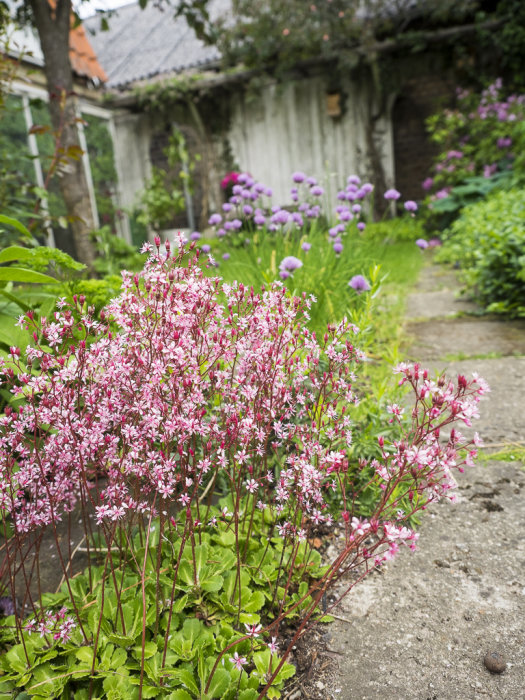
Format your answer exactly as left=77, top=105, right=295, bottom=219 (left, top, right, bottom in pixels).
left=484, top=651, right=507, bottom=674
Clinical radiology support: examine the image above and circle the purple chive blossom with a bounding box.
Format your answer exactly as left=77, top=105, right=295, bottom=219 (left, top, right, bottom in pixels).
left=339, top=210, right=353, bottom=222
left=292, top=212, right=303, bottom=226
left=384, top=188, right=401, bottom=201
left=222, top=252, right=230, bottom=260
left=265, top=188, right=273, bottom=197
left=208, top=213, right=222, bottom=226
left=279, top=256, right=303, bottom=275
left=292, top=172, right=307, bottom=183
left=222, top=203, right=233, bottom=212
left=254, top=214, right=266, bottom=226
left=217, top=228, right=226, bottom=238
left=306, top=176, right=317, bottom=186
left=201, top=244, right=211, bottom=254
left=310, top=185, right=324, bottom=196
left=333, top=242, right=344, bottom=254
left=329, top=225, right=344, bottom=237
left=349, top=275, right=371, bottom=293
left=237, top=173, right=248, bottom=184
left=351, top=204, right=362, bottom=214
left=231, top=219, right=242, bottom=230
left=190, top=231, right=201, bottom=241
left=271, top=210, right=291, bottom=225
left=357, top=222, right=366, bottom=231
left=254, top=182, right=265, bottom=193
left=404, top=200, right=418, bottom=212
left=301, top=241, right=312, bottom=252
left=243, top=205, right=253, bottom=216
left=347, top=175, right=361, bottom=185
left=497, top=137, right=512, bottom=148
left=337, top=190, right=347, bottom=200
left=422, top=177, right=434, bottom=191
left=416, top=239, right=429, bottom=249
left=428, top=238, right=442, bottom=248
left=361, top=183, right=374, bottom=194
left=241, top=189, right=252, bottom=199
left=232, top=185, right=243, bottom=195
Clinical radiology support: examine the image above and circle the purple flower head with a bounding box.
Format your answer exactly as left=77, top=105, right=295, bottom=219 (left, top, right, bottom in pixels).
left=298, top=203, right=309, bottom=212
left=306, top=176, right=317, bottom=186
left=357, top=222, right=366, bottom=231
left=428, top=238, right=442, bottom=248
left=292, top=212, right=304, bottom=226
left=349, top=275, right=371, bottom=294
left=339, top=210, right=353, bottom=222
left=351, top=204, right=361, bottom=214
left=222, top=253, right=230, bottom=260
left=292, top=171, right=307, bottom=183
left=435, top=188, right=450, bottom=200
left=279, top=270, right=291, bottom=280
left=279, top=256, right=303, bottom=274
left=347, top=175, right=361, bottom=185
left=415, top=238, right=429, bottom=249
left=237, top=173, right=248, bottom=184
left=190, top=231, right=201, bottom=241
left=271, top=209, right=291, bottom=225
left=224, top=221, right=234, bottom=231
left=329, top=224, right=344, bottom=238
left=254, top=214, right=266, bottom=226
left=231, top=219, right=242, bottom=230
left=201, top=244, right=211, bottom=254
left=384, top=188, right=401, bottom=201
left=310, top=185, right=324, bottom=197
left=232, top=185, right=243, bottom=195
left=241, top=189, right=252, bottom=199
left=337, top=190, right=347, bottom=201
left=497, top=137, right=512, bottom=149
left=216, top=228, right=226, bottom=238
left=265, top=188, right=273, bottom=197
left=208, top=213, right=222, bottom=226
left=301, top=241, right=312, bottom=252
left=361, top=183, right=374, bottom=194
left=404, top=200, right=418, bottom=212
left=345, top=191, right=357, bottom=201
left=333, top=242, right=344, bottom=254
left=254, top=182, right=266, bottom=194
left=422, top=177, right=434, bottom=191
left=230, top=195, right=241, bottom=205
left=243, top=204, right=253, bottom=216
left=222, top=203, right=233, bottom=213
left=290, top=187, right=298, bottom=195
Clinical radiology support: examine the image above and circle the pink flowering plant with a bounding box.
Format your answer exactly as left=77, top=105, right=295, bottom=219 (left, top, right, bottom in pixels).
left=423, top=79, right=525, bottom=223
left=0, top=237, right=487, bottom=698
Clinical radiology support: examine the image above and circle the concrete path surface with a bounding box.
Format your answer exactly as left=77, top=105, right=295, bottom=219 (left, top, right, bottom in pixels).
left=324, top=259, right=525, bottom=700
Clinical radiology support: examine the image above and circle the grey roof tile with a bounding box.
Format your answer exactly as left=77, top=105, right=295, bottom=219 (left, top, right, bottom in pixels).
left=85, top=0, right=229, bottom=88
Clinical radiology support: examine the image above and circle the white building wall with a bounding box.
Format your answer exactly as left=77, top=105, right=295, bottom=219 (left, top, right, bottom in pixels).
left=227, top=74, right=394, bottom=205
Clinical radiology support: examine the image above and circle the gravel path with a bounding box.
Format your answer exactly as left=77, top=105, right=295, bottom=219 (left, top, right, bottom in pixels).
left=325, top=259, right=525, bottom=700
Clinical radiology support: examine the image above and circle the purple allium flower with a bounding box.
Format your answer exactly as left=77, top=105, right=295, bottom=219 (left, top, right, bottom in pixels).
left=232, top=185, right=243, bottom=195
left=254, top=182, right=266, bottom=193
left=422, top=177, right=434, bottom=191
left=279, top=270, right=291, bottom=280
left=292, top=172, right=307, bottom=183
left=497, top=137, right=512, bottom=148
left=222, top=203, right=233, bottom=212
left=357, top=222, right=366, bottom=231
left=237, top=173, right=248, bottom=184
left=310, top=185, right=324, bottom=197
left=217, top=228, right=226, bottom=238
left=347, top=175, right=361, bottom=185
left=306, top=176, right=317, bottom=186
left=333, top=242, right=344, bottom=254
left=290, top=187, right=298, bottom=195
left=279, top=256, right=303, bottom=274
left=329, top=225, right=344, bottom=237
left=337, top=190, right=347, bottom=200
left=292, top=212, right=303, bottom=226
left=301, top=241, right=312, bottom=252
left=222, top=253, right=230, bottom=260
left=298, top=203, right=309, bottom=212
left=190, top=231, right=201, bottom=241
left=404, top=200, right=418, bottom=212
left=230, top=195, right=241, bottom=205
left=208, top=213, right=222, bottom=226
left=201, top=244, right=211, bottom=254
left=384, top=188, right=401, bottom=201
left=351, top=204, right=361, bottom=214
left=241, top=189, right=252, bottom=199
left=428, top=238, right=442, bottom=248
left=243, top=204, right=253, bottom=216
left=271, top=209, right=290, bottom=225
left=415, top=239, right=429, bottom=249
left=224, top=221, right=234, bottom=231
left=231, top=219, right=242, bottom=230
left=339, top=210, right=353, bottom=222
left=265, top=188, right=273, bottom=197
left=435, top=188, right=450, bottom=200
left=361, top=183, right=374, bottom=194
left=349, top=275, right=371, bottom=294
left=254, top=214, right=266, bottom=226
left=346, top=191, right=357, bottom=201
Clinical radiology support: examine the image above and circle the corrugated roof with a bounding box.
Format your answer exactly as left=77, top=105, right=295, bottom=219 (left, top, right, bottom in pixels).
left=85, top=0, right=230, bottom=89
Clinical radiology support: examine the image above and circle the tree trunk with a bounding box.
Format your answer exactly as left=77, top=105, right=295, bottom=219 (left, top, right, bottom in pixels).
left=29, top=0, right=97, bottom=268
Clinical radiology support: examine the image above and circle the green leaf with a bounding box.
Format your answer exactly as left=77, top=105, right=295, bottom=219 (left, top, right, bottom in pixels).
left=173, top=668, right=199, bottom=695
left=0, top=215, right=33, bottom=240
left=166, top=691, right=193, bottom=700
left=75, top=647, right=94, bottom=665
left=206, top=667, right=231, bottom=698
left=5, top=644, right=30, bottom=674
left=0, top=246, right=34, bottom=264
left=0, top=267, right=56, bottom=284
left=243, top=590, right=265, bottom=613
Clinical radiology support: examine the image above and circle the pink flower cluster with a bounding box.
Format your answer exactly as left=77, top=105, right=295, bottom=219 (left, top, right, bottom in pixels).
left=24, top=606, right=76, bottom=642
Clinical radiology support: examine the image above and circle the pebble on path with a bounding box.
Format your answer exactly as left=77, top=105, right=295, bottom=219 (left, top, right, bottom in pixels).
left=484, top=651, right=507, bottom=674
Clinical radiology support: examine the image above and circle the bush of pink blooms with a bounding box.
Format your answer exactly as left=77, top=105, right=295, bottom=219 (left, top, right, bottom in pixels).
left=0, top=236, right=487, bottom=697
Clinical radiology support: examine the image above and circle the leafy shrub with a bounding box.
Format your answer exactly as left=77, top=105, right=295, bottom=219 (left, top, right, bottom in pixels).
left=0, top=238, right=486, bottom=698
left=436, top=188, right=525, bottom=316
left=423, top=79, right=525, bottom=227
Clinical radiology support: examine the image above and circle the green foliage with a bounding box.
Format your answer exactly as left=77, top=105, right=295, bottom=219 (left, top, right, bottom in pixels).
left=135, top=128, right=198, bottom=231
left=92, top=226, right=144, bottom=277
left=0, top=513, right=303, bottom=699
left=435, top=188, right=525, bottom=316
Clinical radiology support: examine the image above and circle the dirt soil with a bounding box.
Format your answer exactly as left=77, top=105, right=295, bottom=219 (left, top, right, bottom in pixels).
left=292, top=258, right=525, bottom=700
